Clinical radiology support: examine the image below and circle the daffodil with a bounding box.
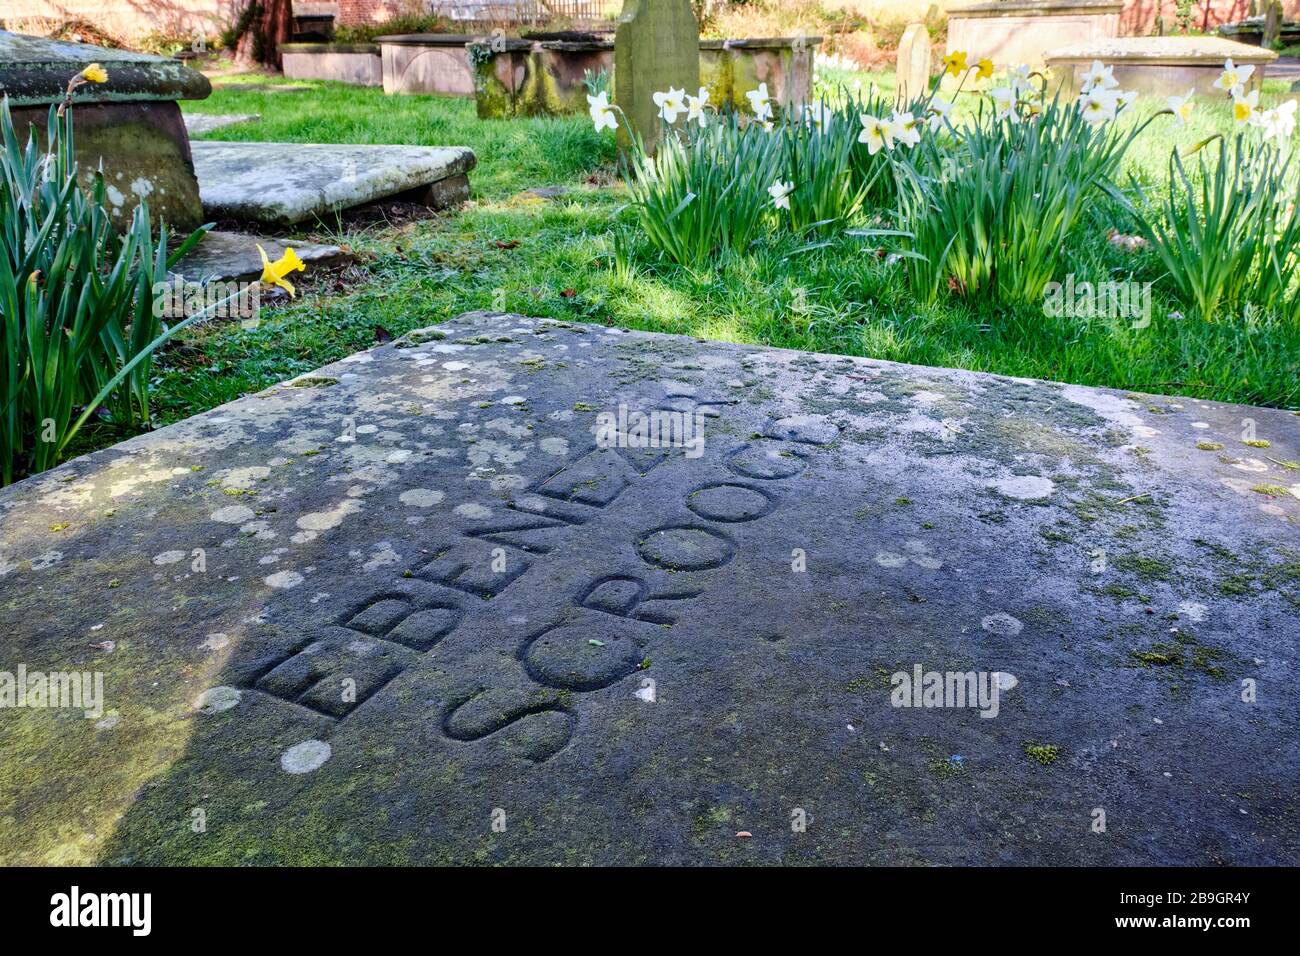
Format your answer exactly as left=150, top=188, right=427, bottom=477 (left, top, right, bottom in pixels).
left=1166, top=89, right=1194, bottom=125
left=1080, top=60, right=1117, bottom=94
left=1078, top=87, right=1120, bottom=125
left=768, top=179, right=794, bottom=210
left=804, top=101, right=831, bottom=130
left=1260, top=98, right=1298, bottom=142
left=1117, top=89, right=1138, bottom=113
left=943, top=50, right=968, bottom=78
left=653, top=87, right=687, bottom=124
left=857, top=114, right=894, bottom=155
left=257, top=244, right=306, bottom=296
left=890, top=110, right=921, bottom=148
left=80, top=63, right=108, bottom=84
left=990, top=86, right=1020, bottom=123
left=746, top=82, right=773, bottom=121
left=587, top=91, right=617, bottom=132
left=1214, top=57, right=1254, bottom=96
left=976, top=57, right=994, bottom=80
left=925, top=95, right=954, bottom=131
left=685, top=87, right=710, bottom=126
left=1232, top=89, right=1260, bottom=126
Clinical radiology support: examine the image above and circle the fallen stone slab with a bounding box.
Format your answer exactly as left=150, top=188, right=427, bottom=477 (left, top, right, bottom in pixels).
left=184, top=113, right=261, bottom=135
left=170, top=230, right=350, bottom=283
left=191, top=141, right=476, bottom=224
left=0, top=314, right=1297, bottom=865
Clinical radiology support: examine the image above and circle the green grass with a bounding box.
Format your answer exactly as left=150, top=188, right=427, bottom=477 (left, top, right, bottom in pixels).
left=137, top=72, right=1300, bottom=442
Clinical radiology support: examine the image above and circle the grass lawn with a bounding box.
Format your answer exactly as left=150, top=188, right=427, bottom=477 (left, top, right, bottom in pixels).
left=142, top=70, right=1300, bottom=447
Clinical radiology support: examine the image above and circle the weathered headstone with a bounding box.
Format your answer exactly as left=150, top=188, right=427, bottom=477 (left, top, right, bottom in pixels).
left=2, top=312, right=1298, bottom=865
left=614, top=0, right=699, bottom=151
left=896, top=23, right=932, bottom=104
left=0, top=30, right=211, bottom=230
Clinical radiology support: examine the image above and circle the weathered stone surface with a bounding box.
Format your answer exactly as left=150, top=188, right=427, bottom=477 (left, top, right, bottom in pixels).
left=615, top=0, right=699, bottom=151
left=282, top=43, right=382, bottom=87
left=699, top=37, right=821, bottom=116
left=170, top=230, right=349, bottom=283
left=184, top=113, right=260, bottom=135
left=896, top=24, right=931, bottom=104
left=191, top=141, right=477, bottom=224
left=1, top=313, right=1298, bottom=865
left=379, top=34, right=477, bottom=96
left=946, top=0, right=1121, bottom=67
left=1046, top=36, right=1278, bottom=97
left=10, top=100, right=204, bottom=232
left=0, top=30, right=211, bottom=106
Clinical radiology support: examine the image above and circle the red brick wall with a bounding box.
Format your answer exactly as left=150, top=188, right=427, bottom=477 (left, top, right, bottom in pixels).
left=1119, top=0, right=1296, bottom=36
left=337, top=0, right=418, bottom=27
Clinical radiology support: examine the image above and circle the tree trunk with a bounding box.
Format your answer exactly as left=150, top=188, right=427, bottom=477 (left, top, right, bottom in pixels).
left=233, top=0, right=295, bottom=70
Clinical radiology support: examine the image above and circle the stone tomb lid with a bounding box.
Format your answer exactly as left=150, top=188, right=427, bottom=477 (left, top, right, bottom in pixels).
left=191, top=141, right=476, bottom=224
left=1045, top=35, right=1280, bottom=64
left=947, top=0, right=1123, bottom=15
left=0, top=312, right=1297, bottom=865
left=0, top=30, right=211, bottom=107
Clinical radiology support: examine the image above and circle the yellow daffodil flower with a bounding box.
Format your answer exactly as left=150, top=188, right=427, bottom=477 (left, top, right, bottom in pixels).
left=943, top=51, right=968, bottom=78
left=80, top=63, right=108, bottom=84
left=976, top=58, right=994, bottom=80
left=257, top=244, right=306, bottom=296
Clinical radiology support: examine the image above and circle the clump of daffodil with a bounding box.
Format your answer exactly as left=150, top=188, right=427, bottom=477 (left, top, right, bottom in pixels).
left=257, top=245, right=306, bottom=296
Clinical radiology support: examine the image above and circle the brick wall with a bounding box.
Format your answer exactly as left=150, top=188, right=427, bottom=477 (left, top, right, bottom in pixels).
left=337, top=0, right=426, bottom=27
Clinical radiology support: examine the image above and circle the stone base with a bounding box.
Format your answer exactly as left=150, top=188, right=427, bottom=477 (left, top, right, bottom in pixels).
left=1045, top=36, right=1278, bottom=98
left=700, top=38, right=821, bottom=115
left=10, top=101, right=203, bottom=232
left=191, top=141, right=477, bottom=225
left=281, top=44, right=382, bottom=86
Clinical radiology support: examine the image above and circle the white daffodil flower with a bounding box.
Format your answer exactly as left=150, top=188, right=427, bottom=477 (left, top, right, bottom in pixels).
left=685, top=87, right=710, bottom=126
left=1214, top=58, right=1255, bottom=96
left=587, top=91, right=617, bottom=132
left=746, top=82, right=774, bottom=121
left=925, top=95, right=954, bottom=131
left=1232, top=89, right=1260, bottom=126
left=890, top=110, right=922, bottom=148
left=1166, top=89, right=1194, bottom=126
left=768, top=179, right=794, bottom=210
left=857, top=114, right=894, bottom=154
left=653, top=87, right=687, bottom=124
left=1078, top=87, right=1120, bottom=125
left=990, top=86, right=1020, bottom=122
left=1080, top=60, right=1118, bottom=94
left=1117, top=89, right=1138, bottom=112
left=1260, top=98, right=1298, bottom=142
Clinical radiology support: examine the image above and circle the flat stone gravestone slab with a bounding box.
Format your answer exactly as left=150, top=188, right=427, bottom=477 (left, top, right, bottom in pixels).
left=191, top=141, right=476, bottom=224
left=184, top=113, right=261, bottom=135
left=1, top=314, right=1297, bottom=865
left=170, top=230, right=349, bottom=283
left=1045, top=35, right=1277, bottom=97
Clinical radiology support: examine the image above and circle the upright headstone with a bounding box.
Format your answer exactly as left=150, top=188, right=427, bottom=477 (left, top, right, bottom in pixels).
left=614, top=0, right=699, bottom=152
left=896, top=23, right=931, bottom=105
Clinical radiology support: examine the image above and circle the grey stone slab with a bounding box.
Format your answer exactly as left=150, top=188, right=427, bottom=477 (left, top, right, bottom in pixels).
left=191, top=141, right=477, bottom=224
left=170, top=230, right=349, bottom=283
left=0, top=30, right=211, bottom=106
left=184, top=113, right=261, bottom=135
left=1, top=313, right=1297, bottom=865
